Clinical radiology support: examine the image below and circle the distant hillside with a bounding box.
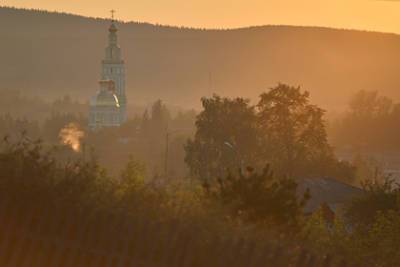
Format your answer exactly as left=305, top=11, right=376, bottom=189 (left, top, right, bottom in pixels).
left=2, top=7, right=400, bottom=110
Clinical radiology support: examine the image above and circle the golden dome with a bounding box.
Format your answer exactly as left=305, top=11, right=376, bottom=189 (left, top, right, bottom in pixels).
left=109, top=23, right=118, bottom=33
left=95, top=90, right=120, bottom=107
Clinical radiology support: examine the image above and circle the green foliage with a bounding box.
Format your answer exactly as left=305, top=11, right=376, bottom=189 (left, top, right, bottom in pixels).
left=0, top=134, right=316, bottom=266
left=120, top=156, right=146, bottom=186
left=204, top=165, right=309, bottom=229
left=345, top=178, right=400, bottom=226
left=257, top=84, right=345, bottom=179
left=186, top=84, right=355, bottom=181
left=2, top=131, right=400, bottom=267
left=349, top=90, right=393, bottom=119
left=301, top=175, right=400, bottom=267
left=332, top=90, right=400, bottom=152
left=0, top=137, right=270, bottom=244
left=0, top=136, right=111, bottom=211
left=185, top=95, right=260, bottom=180
left=0, top=90, right=87, bottom=122
left=0, top=114, right=41, bottom=142
left=116, top=156, right=161, bottom=216
left=84, top=99, right=195, bottom=178
left=303, top=207, right=400, bottom=267
left=301, top=209, right=351, bottom=259
left=360, top=211, right=400, bottom=266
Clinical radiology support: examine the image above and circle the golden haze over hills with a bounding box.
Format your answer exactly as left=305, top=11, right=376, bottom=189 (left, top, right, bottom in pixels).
left=1, top=7, right=400, bottom=111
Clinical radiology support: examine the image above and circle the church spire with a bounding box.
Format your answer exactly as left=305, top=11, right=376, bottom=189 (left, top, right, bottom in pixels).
left=108, top=10, right=118, bottom=34
left=89, top=9, right=127, bottom=129
left=111, top=9, right=115, bottom=22
left=104, top=9, right=121, bottom=62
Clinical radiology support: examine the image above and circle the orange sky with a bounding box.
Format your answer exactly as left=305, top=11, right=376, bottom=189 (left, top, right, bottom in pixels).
left=3, top=0, right=400, bottom=33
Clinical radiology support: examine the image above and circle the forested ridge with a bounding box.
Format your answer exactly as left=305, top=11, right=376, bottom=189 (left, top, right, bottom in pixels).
left=2, top=6, right=400, bottom=110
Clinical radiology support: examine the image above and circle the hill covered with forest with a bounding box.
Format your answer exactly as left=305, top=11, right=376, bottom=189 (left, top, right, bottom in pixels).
left=1, top=6, right=400, bottom=110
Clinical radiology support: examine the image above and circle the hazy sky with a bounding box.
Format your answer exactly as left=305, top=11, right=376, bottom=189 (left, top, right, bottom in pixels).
left=3, top=0, right=400, bottom=33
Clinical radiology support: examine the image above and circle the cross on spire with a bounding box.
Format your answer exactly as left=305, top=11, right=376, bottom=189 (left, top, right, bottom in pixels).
left=110, top=10, right=116, bottom=21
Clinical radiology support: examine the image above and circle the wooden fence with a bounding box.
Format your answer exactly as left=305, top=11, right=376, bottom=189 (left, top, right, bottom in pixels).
left=0, top=196, right=349, bottom=267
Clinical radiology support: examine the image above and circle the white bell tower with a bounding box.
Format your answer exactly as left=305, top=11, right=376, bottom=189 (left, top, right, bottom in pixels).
left=101, top=10, right=127, bottom=123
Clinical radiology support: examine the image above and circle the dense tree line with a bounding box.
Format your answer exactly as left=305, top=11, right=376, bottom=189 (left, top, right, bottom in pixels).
left=86, top=100, right=196, bottom=178
left=0, top=90, right=196, bottom=179
left=332, top=90, right=400, bottom=153
left=0, top=90, right=87, bottom=122
left=204, top=165, right=309, bottom=230
left=0, top=136, right=307, bottom=264
left=1, top=121, right=400, bottom=266
left=186, top=84, right=355, bottom=183
left=3, top=85, right=400, bottom=266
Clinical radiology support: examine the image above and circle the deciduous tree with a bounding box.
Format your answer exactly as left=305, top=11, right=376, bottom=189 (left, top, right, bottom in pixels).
left=185, top=95, right=261, bottom=181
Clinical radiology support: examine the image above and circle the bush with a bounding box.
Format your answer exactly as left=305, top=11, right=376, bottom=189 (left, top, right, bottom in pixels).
left=204, top=165, right=309, bottom=230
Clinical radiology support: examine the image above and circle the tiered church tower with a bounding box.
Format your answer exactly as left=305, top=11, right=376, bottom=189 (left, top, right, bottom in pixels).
left=89, top=12, right=127, bottom=129
left=101, top=14, right=127, bottom=122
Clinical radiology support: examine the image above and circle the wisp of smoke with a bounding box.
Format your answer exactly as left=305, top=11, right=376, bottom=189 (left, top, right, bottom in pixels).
left=59, top=123, right=85, bottom=152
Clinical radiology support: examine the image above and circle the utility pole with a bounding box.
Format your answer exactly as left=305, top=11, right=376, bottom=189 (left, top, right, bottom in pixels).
left=164, top=130, right=170, bottom=178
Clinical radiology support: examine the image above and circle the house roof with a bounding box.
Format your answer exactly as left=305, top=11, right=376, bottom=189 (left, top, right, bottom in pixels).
left=297, top=178, right=364, bottom=214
